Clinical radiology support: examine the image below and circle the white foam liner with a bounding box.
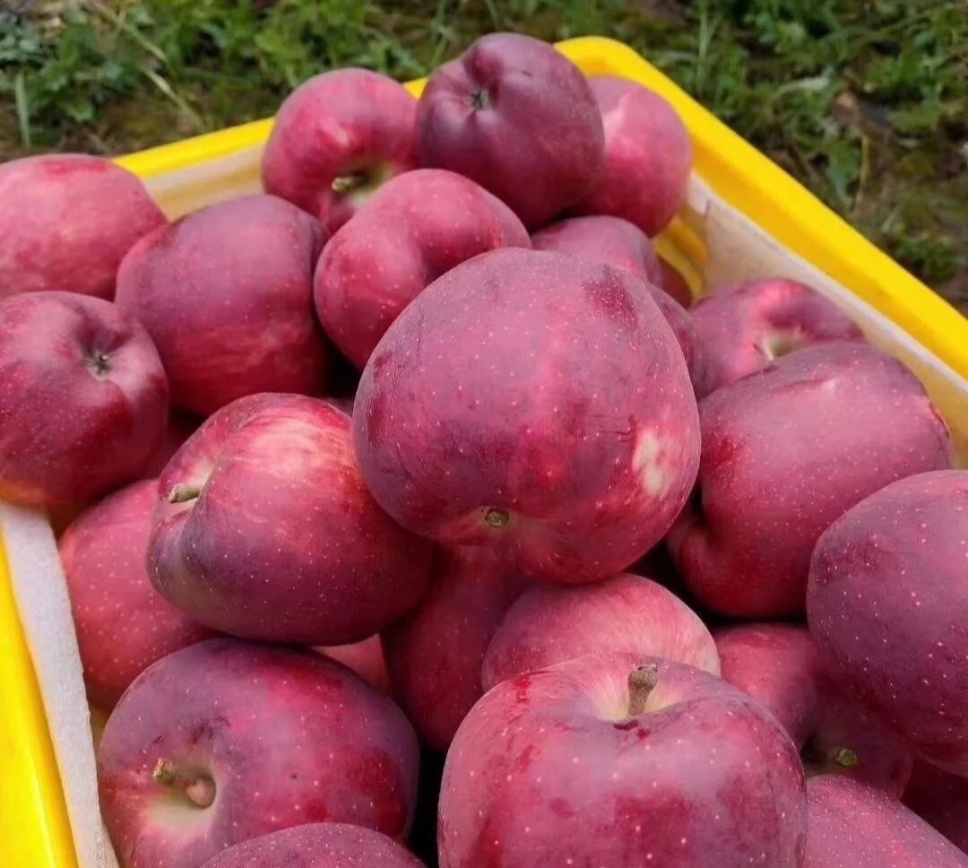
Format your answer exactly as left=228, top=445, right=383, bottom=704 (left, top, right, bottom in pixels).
left=6, top=154, right=968, bottom=867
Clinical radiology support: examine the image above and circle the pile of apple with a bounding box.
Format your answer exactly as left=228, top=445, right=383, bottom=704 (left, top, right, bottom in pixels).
left=1, top=31, right=966, bottom=868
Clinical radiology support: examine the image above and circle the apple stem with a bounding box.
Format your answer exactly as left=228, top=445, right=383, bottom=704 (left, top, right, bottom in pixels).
left=483, top=508, right=510, bottom=529
left=627, top=664, right=660, bottom=716
left=169, top=483, right=202, bottom=504
left=831, top=747, right=859, bottom=769
left=152, top=759, right=216, bottom=809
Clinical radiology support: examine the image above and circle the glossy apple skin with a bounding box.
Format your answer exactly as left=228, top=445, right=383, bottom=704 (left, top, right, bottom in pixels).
left=316, top=635, right=391, bottom=695
left=198, top=823, right=426, bottom=868
left=116, top=194, right=329, bottom=417
left=808, top=470, right=968, bottom=777
left=668, top=343, right=953, bottom=618
left=714, top=623, right=913, bottom=795
left=58, top=479, right=217, bottom=709
left=353, top=248, right=700, bottom=585
left=482, top=572, right=720, bottom=690
left=98, top=639, right=421, bottom=868
left=0, top=291, right=169, bottom=508
left=805, top=775, right=968, bottom=867
left=262, top=68, right=418, bottom=233
left=382, top=546, right=529, bottom=751
left=416, top=33, right=604, bottom=229
left=438, top=652, right=807, bottom=867
left=315, top=168, right=530, bottom=368
left=571, top=76, right=693, bottom=237
left=0, top=154, right=165, bottom=301
left=903, top=760, right=968, bottom=854
left=690, top=278, right=865, bottom=393
left=148, top=393, right=434, bottom=645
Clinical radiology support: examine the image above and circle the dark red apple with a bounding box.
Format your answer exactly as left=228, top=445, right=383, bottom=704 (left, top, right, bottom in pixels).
left=715, top=623, right=913, bottom=795
left=805, top=775, right=968, bottom=867
left=98, top=638, right=420, bottom=868
left=903, top=760, right=968, bottom=854
left=438, top=652, right=807, bottom=867
left=353, top=248, right=700, bottom=585
left=808, top=469, right=968, bottom=777
left=0, top=154, right=165, bottom=301
left=316, top=634, right=391, bottom=695
left=416, top=32, right=605, bottom=229
left=571, top=76, right=693, bottom=238
left=262, top=68, right=418, bottom=233
left=141, top=410, right=202, bottom=480
left=148, top=393, right=434, bottom=645
left=115, top=194, right=329, bottom=417
left=690, top=278, right=865, bottom=393
left=668, top=343, right=953, bottom=618
left=382, top=546, right=528, bottom=751
left=199, top=823, right=426, bottom=867
left=58, top=479, right=218, bottom=709
left=315, top=168, right=530, bottom=368
left=0, top=291, right=169, bottom=509
left=482, top=572, right=720, bottom=690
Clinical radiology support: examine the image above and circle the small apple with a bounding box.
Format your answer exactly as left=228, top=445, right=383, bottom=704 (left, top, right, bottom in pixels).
left=116, top=194, right=329, bottom=417
left=0, top=291, right=169, bottom=509
left=903, top=760, right=968, bottom=854
left=98, top=638, right=421, bottom=868
left=482, top=572, right=720, bottom=690
left=438, top=652, right=807, bottom=867
left=0, top=154, right=165, bottom=300
left=416, top=32, right=604, bottom=228
left=316, top=634, right=391, bottom=695
left=353, top=248, right=700, bottom=585
left=149, top=393, right=434, bottom=645
left=262, top=68, right=419, bottom=233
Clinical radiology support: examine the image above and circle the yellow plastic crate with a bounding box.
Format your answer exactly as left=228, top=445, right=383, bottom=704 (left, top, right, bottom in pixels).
left=1, top=35, right=966, bottom=868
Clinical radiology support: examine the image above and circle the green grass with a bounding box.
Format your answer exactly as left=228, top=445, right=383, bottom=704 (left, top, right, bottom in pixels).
left=1, top=0, right=966, bottom=310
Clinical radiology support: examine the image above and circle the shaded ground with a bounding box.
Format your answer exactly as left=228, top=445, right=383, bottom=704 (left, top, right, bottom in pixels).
left=1, top=0, right=965, bottom=311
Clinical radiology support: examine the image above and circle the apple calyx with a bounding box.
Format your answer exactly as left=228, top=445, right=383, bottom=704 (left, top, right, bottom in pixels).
left=483, top=508, right=510, bottom=529
left=168, top=483, right=202, bottom=504
left=86, top=350, right=112, bottom=378
left=152, top=758, right=216, bottom=809
left=627, top=664, right=660, bottom=716
left=470, top=88, right=492, bottom=110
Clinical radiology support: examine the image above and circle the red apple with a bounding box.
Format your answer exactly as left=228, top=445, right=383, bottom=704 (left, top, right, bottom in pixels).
left=115, top=194, right=329, bottom=417
left=659, top=257, right=694, bottom=308
left=482, top=572, right=720, bottom=690
left=148, top=393, right=434, bottom=645
left=199, top=823, right=426, bottom=867
left=668, top=343, right=953, bottom=618
left=316, top=635, right=391, bottom=695
left=808, top=469, right=968, bottom=777
left=903, top=760, right=968, bottom=854
left=571, top=76, right=693, bottom=237
left=98, top=638, right=420, bottom=868
left=315, top=168, right=530, bottom=368
left=353, top=248, right=700, bottom=585
left=438, top=652, right=807, bottom=867
left=382, top=546, right=529, bottom=751
left=690, top=278, right=865, bottom=393
left=0, top=154, right=165, bottom=301
left=416, top=32, right=604, bottom=229
left=141, top=409, right=202, bottom=480
left=262, top=68, right=418, bottom=233
left=58, top=479, right=218, bottom=709
left=0, top=291, right=169, bottom=509
left=805, top=775, right=968, bottom=867
left=715, top=623, right=913, bottom=795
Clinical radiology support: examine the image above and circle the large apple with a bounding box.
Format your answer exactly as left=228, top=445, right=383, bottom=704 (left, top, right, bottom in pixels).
left=0, top=154, right=165, bottom=300
left=715, top=622, right=912, bottom=795
left=416, top=32, right=604, bottom=228
left=98, top=638, right=420, bottom=868
left=262, top=68, right=418, bottom=233
left=481, top=572, right=720, bottom=690
left=668, top=342, right=952, bottom=618
left=805, top=775, right=968, bottom=867
left=148, top=393, right=434, bottom=645
left=115, top=194, right=329, bottom=417
left=690, top=278, right=865, bottom=393
left=570, top=76, right=693, bottom=238
left=314, top=168, right=530, bottom=368
left=903, top=760, right=968, bottom=854
left=382, top=546, right=529, bottom=751
left=0, top=291, right=169, bottom=509
left=199, top=823, right=426, bottom=868
left=808, top=469, right=968, bottom=777
left=438, top=652, right=807, bottom=867
left=58, top=479, right=218, bottom=709
left=353, top=248, right=700, bottom=585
